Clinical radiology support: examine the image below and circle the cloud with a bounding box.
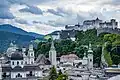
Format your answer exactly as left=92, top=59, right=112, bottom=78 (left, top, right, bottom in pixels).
left=0, top=0, right=119, bottom=34
left=7, top=0, right=56, bottom=5
left=0, top=0, right=15, bottom=19
left=15, top=18, right=28, bottom=24
left=19, top=5, right=43, bottom=15
left=32, top=21, right=42, bottom=24
left=47, top=8, right=69, bottom=17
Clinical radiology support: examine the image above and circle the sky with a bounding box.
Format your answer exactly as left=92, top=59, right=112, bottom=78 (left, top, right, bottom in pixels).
left=0, top=0, right=120, bottom=35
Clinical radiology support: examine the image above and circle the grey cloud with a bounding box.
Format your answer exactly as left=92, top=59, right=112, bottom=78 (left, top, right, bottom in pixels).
left=15, top=19, right=28, bottom=24
left=0, top=0, right=15, bottom=19
left=47, top=8, right=69, bottom=17
left=47, top=9, right=64, bottom=17
left=112, top=0, right=120, bottom=5
left=7, top=0, right=56, bottom=5
left=19, top=5, right=43, bottom=15
left=32, top=21, right=42, bottom=24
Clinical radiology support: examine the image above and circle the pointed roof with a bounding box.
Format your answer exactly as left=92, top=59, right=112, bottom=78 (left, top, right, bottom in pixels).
left=10, top=42, right=14, bottom=47
left=83, top=53, right=87, bottom=59
left=96, top=17, right=99, bottom=20
left=50, top=41, right=55, bottom=50
left=88, top=43, right=93, bottom=53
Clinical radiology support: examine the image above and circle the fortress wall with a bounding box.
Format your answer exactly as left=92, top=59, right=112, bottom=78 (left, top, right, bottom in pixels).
left=97, top=28, right=120, bottom=36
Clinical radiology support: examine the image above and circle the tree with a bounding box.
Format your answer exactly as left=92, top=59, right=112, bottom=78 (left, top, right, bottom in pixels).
left=49, top=66, right=57, bottom=80
left=56, top=74, right=68, bottom=80
left=56, top=71, right=68, bottom=80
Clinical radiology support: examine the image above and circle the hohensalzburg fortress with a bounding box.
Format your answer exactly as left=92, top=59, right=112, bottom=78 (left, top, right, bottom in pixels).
left=65, top=18, right=118, bottom=31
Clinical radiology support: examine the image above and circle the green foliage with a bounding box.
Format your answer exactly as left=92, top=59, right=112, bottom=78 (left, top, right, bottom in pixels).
left=103, top=45, right=113, bottom=66
left=36, top=29, right=120, bottom=66
left=76, top=29, right=97, bottom=45
left=49, top=67, right=68, bottom=80
left=49, top=66, right=57, bottom=80
left=56, top=74, right=68, bottom=80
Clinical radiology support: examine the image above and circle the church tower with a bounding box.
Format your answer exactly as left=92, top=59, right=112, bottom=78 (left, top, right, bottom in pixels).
left=82, top=53, right=88, bottom=66
left=28, top=44, right=34, bottom=64
left=87, top=43, right=93, bottom=70
left=49, top=41, right=56, bottom=67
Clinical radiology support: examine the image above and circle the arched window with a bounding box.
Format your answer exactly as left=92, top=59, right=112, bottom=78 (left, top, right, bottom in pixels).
left=30, top=71, right=32, bottom=76
left=90, top=59, right=92, bottom=62
left=31, top=53, right=33, bottom=56
left=16, top=73, right=22, bottom=78
left=25, top=61, right=27, bottom=64
left=2, top=73, right=7, bottom=78
left=17, top=61, right=19, bottom=65
left=21, top=61, right=23, bottom=65
left=12, top=62, right=14, bottom=65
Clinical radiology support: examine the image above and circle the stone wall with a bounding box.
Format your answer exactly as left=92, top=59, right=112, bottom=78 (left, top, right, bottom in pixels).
left=97, top=28, right=120, bottom=36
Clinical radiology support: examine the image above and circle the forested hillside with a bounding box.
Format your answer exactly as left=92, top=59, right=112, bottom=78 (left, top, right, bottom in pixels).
left=0, top=31, right=35, bottom=52
left=36, top=29, right=120, bottom=66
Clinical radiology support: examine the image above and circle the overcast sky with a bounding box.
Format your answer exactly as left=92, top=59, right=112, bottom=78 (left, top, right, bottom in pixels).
left=1, top=0, right=120, bottom=34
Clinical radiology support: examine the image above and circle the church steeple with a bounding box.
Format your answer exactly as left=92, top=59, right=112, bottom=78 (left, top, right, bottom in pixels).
left=87, top=43, right=93, bottom=69
left=50, top=41, right=55, bottom=50
left=49, top=41, right=57, bottom=67
left=88, top=43, right=93, bottom=53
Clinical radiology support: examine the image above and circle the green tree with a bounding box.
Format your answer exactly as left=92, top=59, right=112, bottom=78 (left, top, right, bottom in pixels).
left=49, top=66, right=57, bottom=80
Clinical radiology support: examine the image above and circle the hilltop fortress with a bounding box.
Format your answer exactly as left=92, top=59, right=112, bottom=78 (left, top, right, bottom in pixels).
left=51, top=18, right=120, bottom=40
left=65, top=18, right=120, bottom=36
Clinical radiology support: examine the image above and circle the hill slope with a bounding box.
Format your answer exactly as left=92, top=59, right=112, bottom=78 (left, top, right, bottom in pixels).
left=0, top=31, right=36, bottom=52
left=0, top=24, right=44, bottom=38
left=0, top=24, right=44, bottom=52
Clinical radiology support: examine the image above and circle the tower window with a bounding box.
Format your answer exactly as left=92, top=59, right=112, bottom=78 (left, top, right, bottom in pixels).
left=90, top=59, right=92, bottom=62
left=31, top=53, right=33, bottom=56
left=12, top=62, right=14, bottom=65
left=17, top=61, right=19, bottom=65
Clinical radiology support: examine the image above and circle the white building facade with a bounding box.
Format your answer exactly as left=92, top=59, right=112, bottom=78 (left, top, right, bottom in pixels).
left=0, top=43, right=42, bottom=80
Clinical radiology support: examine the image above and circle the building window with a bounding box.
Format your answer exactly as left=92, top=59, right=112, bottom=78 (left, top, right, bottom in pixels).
left=2, top=73, right=7, bottom=78
left=90, top=59, right=92, bottom=62
left=16, top=73, right=22, bottom=78
left=17, top=61, right=19, bottom=65
left=31, top=53, right=33, bottom=56
left=12, top=62, right=14, bottom=65
left=21, top=61, right=23, bottom=65
left=25, top=61, right=27, bottom=64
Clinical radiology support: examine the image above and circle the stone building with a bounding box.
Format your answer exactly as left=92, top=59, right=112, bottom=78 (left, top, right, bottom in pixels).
left=0, top=43, right=42, bottom=80
left=65, top=18, right=118, bottom=31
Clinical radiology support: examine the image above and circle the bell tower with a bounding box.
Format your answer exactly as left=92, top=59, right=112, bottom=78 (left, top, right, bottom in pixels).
left=49, top=41, right=56, bottom=67
left=87, top=43, right=93, bottom=70
left=28, top=44, right=34, bottom=64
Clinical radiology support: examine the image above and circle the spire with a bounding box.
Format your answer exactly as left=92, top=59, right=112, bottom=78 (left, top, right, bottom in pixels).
left=96, top=17, right=99, bottom=20
left=84, top=52, right=86, bottom=56
left=50, top=41, right=55, bottom=50
left=88, top=43, right=93, bottom=53
left=10, top=42, right=14, bottom=47
left=83, top=52, right=87, bottom=59
left=89, top=43, right=92, bottom=50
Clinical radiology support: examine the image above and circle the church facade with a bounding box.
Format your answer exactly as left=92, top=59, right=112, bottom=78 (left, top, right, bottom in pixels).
left=0, top=43, right=42, bottom=80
